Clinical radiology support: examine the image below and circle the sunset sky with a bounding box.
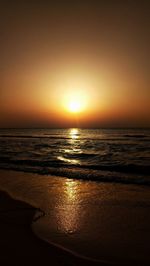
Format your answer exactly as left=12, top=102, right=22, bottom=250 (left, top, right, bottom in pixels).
left=1, top=0, right=150, bottom=128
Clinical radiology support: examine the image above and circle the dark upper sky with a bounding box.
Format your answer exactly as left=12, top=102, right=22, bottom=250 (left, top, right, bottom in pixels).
left=0, top=0, right=150, bottom=128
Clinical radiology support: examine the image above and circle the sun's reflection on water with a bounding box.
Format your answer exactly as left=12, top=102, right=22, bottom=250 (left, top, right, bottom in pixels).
left=57, top=156, right=79, bottom=164
left=55, top=129, right=83, bottom=232
left=57, top=128, right=82, bottom=165
left=69, top=128, right=79, bottom=139
left=56, top=179, right=82, bottom=234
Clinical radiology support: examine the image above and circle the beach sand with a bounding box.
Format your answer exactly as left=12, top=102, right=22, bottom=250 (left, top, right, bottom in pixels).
left=0, top=170, right=150, bottom=266
left=0, top=190, right=108, bottom=266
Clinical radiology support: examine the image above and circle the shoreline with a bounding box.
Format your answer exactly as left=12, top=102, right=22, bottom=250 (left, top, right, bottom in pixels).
left=0, top=169, right=150, bottom=266
left=0, top=166, right=150, bottom=187
left=0, top=189, right=110, bottom=266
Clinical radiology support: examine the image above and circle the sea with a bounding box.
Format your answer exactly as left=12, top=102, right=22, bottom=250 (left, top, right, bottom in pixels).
left=0, top=128, right=150, bottom=185
left=0, top=128, right=150, bottom=264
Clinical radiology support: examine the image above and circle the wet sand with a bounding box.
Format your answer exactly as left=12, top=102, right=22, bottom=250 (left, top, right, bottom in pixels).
left=0, top=190, right=109, bottom=266
left=0, top=170, right=150, bottom=266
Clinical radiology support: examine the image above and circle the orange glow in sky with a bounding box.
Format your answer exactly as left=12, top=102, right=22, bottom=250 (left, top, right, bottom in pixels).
left=0, top=1, right=150, bottom=128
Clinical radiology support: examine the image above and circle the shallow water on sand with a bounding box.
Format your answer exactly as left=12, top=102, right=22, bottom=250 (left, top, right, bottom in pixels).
left=0, top=170, right=150, bottom=264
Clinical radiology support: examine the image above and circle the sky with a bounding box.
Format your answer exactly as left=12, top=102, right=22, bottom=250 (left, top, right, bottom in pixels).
left=0, top=0, right=150, bottom=128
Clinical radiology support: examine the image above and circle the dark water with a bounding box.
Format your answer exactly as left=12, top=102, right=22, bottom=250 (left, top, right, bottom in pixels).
left=0, top=128, right=150, bottom=185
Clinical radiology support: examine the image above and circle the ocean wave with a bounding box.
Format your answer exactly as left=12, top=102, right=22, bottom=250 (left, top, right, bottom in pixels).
left=0, top=158, right=150, bottom=186
left=0, top=129, right=149, bottom=186
left=124, top=134, right=148, bottom=138
left=1, top=134, right=150, bottom=142
left=0, top=156, right=149, bottom=175
left=0, top=135, right=68, bottom=139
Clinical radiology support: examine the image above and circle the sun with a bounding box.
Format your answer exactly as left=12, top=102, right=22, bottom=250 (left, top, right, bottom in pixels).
left=63, top=90, right=87, bottom=113
left=68, top=101, right=82, bottom=113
